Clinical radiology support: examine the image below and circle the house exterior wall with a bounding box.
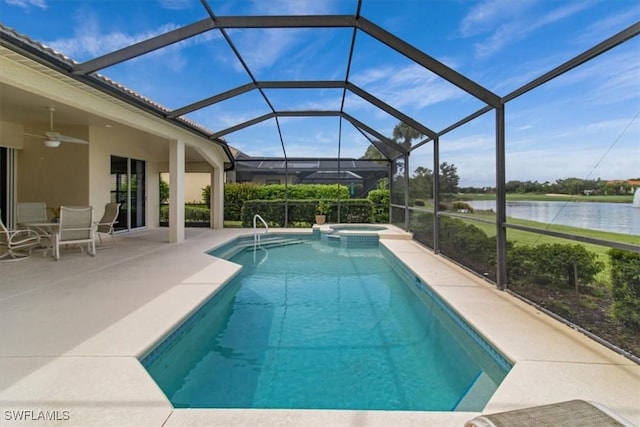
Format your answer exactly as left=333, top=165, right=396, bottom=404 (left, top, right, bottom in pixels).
left=89, top=125, right=166, bottom=228
left=2, top=48, right=230, bottom=237
left=160, top=172, right=211, bottom=203
left=17, top=124, right=90, bottom=208
left=0, top=121, right=23, bottom=149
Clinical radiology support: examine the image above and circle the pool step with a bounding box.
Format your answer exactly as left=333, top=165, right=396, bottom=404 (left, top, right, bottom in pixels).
left=214, top=237, right=307, bottom=259
left=252, top=237, right=307, bottom=249
left=454, top=372, right=498, bottom=411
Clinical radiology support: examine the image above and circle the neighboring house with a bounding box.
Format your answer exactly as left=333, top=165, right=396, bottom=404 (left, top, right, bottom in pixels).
left=225, top=147, right=389, bottom=197
left=0, top=25, right=233, bottom=243
left=605, top=179, right=640, bottom=194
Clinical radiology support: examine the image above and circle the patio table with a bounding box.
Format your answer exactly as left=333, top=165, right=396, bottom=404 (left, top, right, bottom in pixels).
left=19, top=221, right=59, bottom=257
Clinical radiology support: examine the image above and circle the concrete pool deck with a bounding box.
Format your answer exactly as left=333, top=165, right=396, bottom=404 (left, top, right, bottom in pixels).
left=1, top=226, right=638, bottom=426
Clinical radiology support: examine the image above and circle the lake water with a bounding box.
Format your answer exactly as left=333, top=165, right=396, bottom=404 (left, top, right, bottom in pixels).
left=467, top=200, right=640, bottom=236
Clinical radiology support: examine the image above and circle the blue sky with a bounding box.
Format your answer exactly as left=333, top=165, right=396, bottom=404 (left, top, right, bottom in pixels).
left=2, top=0, right=639, bottom=187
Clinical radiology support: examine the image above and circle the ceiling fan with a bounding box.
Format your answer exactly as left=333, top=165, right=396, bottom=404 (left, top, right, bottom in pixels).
left=25, top=106, right=89, bottom=148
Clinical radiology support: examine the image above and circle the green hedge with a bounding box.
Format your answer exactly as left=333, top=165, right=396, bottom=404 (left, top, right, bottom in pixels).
left=507, top=243, right=604, bottom=288
left=368, top=189, right=389, bottom=223
left=224, top=183, right=351, bottom=221
left=240, top=199, right=373, bottom=227
left=224, top=183, right=262, bottom=221
left=160, top=204, right=210, bottom=222
left=608, top=249, right=640, bottom=330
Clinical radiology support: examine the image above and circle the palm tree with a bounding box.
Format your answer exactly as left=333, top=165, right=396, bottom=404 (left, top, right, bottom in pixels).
left=392, top=122, right=422, bottom=150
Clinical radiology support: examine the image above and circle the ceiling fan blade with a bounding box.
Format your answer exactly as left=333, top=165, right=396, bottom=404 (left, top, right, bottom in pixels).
left=57, top=134, right=89, bottom=144
left=45, top=131, right=62, bottom=139
left=24, top=132, right=46, bottom=139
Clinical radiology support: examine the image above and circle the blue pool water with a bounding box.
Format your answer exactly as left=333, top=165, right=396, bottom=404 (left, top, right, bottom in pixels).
left=142, top=235, right=510, bottom=411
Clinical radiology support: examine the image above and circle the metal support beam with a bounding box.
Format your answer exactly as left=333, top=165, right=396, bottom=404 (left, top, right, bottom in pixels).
left=356, top=17, right=500, bottom=108
left=276, top=110, right=340, bottom=117
left=73, top=18, right=216, bottom=74
left=404, top=153, right=410, bottom=230
left=168, top=83, right=256, bottom=118
left=211, top=15, right=356, bottom=28
left=347, top=83, right=437, bottom=139
left=433, top=136, right=440, bottom=253
left=342, top=113, right=407, bottom=156
left=495, top=104, right=507, bottom=290
left=210, top=113, right=275, bottom=138
left=258, top=81, right=345, bottom=89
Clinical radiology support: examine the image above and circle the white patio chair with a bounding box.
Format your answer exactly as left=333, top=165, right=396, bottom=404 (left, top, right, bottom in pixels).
left=95, top=202, right=121, bottom=247
left=17, top=201, right=48, bottom=223
left=53, top=206, right=95, bottom=260
left=0, top=214, right=41, bottom=262
left=16, top=201, right=51, bottom=240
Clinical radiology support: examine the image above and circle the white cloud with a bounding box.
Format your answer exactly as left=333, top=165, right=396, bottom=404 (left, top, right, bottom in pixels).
left=465, top=0, right=596, bottom=59
left=459, top=0, right=535, bottom=38
left=4, top=0, right=46, bottom=9
left=351, top=63, right=466, bottom=114
left=46, top=15, right=181, bottom=61
left=158, top=0, right=192, bottom=10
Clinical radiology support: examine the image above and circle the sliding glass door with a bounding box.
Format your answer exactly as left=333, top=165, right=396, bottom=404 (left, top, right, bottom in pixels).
left=110, top=155, right=146, bottom=231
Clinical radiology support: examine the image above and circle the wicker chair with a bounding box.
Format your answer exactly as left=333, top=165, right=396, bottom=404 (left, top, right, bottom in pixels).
left=53, top=206, right=95, bottom=260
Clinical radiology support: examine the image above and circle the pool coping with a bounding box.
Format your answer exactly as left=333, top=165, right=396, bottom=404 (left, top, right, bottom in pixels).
left=1, top=226, right=638, bottom=426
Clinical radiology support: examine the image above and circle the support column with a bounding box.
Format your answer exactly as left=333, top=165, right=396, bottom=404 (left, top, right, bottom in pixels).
left=210, top=166, right=224, bottom=229
left=496, top=104, right=507, bottom=290
left=169, top=139, right=185, bottom=243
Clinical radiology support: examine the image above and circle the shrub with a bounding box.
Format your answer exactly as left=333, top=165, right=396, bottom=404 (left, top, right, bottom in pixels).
left=507, top=243, right=604, bottom=289
left=159, top=204, right=210, bottom=224
left=224, top=182, right=262, bottom=221
left=185, top=205, right=210, bottom=223
left=240, top=199, right=373, bottom=227
left=439, top=216, right=497, bottom=279
left=223, top=183, right=350, bottom=221
left=367, top=189, right=389, bottom=223
left=452, top=201, right=474, bottom=213
left=608, top=249, right=640, bottom=330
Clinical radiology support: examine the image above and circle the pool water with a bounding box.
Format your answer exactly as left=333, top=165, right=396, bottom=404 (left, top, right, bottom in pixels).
left=142, top=236, right=510, bottom=411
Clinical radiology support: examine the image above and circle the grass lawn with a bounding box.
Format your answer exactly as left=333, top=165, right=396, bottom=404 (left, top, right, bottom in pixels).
left=453, top=210, right=639, bottom=283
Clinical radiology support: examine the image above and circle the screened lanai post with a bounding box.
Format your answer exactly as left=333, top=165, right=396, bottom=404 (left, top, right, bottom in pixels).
left=496, top=104, right=507, bottom=290
left=404, top=153, right=410, bottom=230
left=169, top=139, right=185, bottom=243
left=433, top=136, right=440, bottom=254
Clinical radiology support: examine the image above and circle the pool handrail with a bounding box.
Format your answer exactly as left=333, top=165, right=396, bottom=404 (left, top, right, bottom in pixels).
left=253, top=214, right=268, bottom=245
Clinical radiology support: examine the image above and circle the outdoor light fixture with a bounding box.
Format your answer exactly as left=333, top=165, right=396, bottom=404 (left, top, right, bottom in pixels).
left=43, top=139, right=61, bottom=148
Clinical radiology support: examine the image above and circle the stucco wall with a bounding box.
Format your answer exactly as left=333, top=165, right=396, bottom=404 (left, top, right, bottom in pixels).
left=89, top=125, right=167, bottom=228
left=17, top=123, right=89, bottom=208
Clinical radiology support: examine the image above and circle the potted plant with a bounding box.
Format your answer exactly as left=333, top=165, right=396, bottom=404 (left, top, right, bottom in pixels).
left=315, top=200, right=331, bottom=225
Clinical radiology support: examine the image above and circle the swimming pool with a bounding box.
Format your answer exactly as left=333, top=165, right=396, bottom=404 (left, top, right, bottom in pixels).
left=142, top=234, right=511, bottom=411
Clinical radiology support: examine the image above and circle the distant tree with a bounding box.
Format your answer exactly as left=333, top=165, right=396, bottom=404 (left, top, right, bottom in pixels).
left=410, top=166, right=433, bottom=200
left=439, top=162, right=460, bottom=194
left=361, top=144, right=386, bottom=161
left=392, top=122, right=423, bottom=149
left=202, top=185, right=211, bottom=205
